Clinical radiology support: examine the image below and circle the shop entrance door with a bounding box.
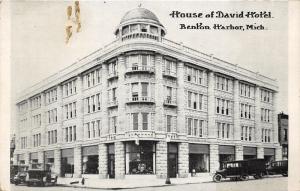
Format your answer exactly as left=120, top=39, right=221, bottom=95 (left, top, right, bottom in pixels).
left=168, top=153, right=177, bottom=178
left=108, top=154, right=115, bottom=178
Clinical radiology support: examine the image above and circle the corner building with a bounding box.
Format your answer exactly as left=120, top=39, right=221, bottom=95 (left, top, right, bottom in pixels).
left=14, top=8, right=282, bottom=179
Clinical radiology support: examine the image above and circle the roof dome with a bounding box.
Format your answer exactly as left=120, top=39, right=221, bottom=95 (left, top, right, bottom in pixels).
left=120, top=8, right=163, bottom=26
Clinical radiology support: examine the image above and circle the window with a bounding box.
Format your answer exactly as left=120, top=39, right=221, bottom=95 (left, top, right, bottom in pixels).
left=284, top=129, right=288, bottom=141
left=166, top=115, right=172, bottom=132
left=48, top=130, right=57, bottom=145
left=64, top=126, right=76, bottom=142
left=242, top=126, right=254, bottom=141
left=132, top=83, right=139, bottom=100
left=216, top=76, right=232, bottom=92
left=142, top=113, right=148, bottom=130
left=194, top=119, right=198, bottom=136
left=217, top=122, right=231, bottom=139
left=185, top=66, right=204, bottom=85
left=141, top=24, right=147, bottom=32
left=63, top=79, right=77, bottom=97
left=187, top=118, right=192, bottom=135
left=64, top=102, right=76, bottom=119
left=188, top=92, right=192, bottom=108
left=112, top=116, right=117, bottom=134
left=141, top=55, right=147, bottom=68
left=85, top=94, right=101, bottom=114
left=132, top=113, right=139, bottom=130
left=141, top=83, right=148, bottom=97
left=217, top=98, right=231, bottom=116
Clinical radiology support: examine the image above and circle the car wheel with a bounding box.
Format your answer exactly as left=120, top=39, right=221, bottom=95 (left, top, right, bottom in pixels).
left=240, top=174, right=249, bottom=181
left=254, top=175, right=259, bottom=179
left=213, top=174, right=222, bottom=183
left=14, top=181, right=19, bottom=186
left=282, top=172, right=288, bottom=177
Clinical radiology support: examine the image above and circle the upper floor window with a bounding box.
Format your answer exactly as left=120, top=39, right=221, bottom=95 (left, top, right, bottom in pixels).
left=241, top=126, right=254, bottom=141
left=20, top=137, right=27, bottom=149
left=32, top=114, right=41, bottom=128
left=216, top=98, right=232, bottom=116
left=20, top=118, right=27, bottom=128
left=129, top=82, right=154, bottom=101
left=31, top=96, right=41, bottom=109
left=85, top=120, right=101, bottom=139
left=217, top=122, right=232, bottom=139
left=33, top=133, right=41, bottom=147
left=45, top=88, right=58, bottom=104
left=187, top=117, right=206, bottom=137
left=141, top=24, right=147, bottom=32
left=261, top=128, right=271, bottom=142
left=187, top=91, right=203, bottom=110
left=240, top=103, right=254, bottom=119
left=19, top=102, right=28, bottom=113
left=216, top=75, right=232, bottom=92
left=47, top=108, right=58, bottom=124
left=109, top=116, right=117, bottom=134
left=163, top=59, right=177, bottom=76
left=126, top=54, right=154, bottom=70
left=64, top=102, right=77, bottom=119
left=64, top=126, right=76, bottom=142
left=261, top=89, right=272, bottom=103
left=240, top=83, right=254, bottom=98
left=130, top=112, right=152, bottom=131
left=85, top=68, right=101, bottom=88
left=48, top=130, right=57, bottom=145
left=261, top=108, right=271, bottom=123
left=63, top=79, right=77, bottom=97
left=85, top=93, right=101, bottom=114
left=185, top=66, right=204, bottom=85
left=284, top=129, right=288, bottom=141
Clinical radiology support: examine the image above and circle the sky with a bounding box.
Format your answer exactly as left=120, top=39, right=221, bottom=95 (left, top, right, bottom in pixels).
left=11, top=1, right=288, bottom=114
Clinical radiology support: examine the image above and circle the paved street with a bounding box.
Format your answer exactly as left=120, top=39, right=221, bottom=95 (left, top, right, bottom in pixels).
left=10, top=176, right=287, bottom=191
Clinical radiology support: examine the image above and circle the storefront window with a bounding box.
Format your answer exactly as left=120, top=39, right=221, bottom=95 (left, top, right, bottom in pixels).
left=189, top=154, right=209, bottom=173
left=82, top=155, right=99, bottom=174
left=126, top=141, right=155, bottom=174
left=61, top=157, right=74, bottom=174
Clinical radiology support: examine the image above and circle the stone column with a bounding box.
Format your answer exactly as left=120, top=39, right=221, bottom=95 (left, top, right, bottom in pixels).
left=156, top=141, right=167, bottom=178
left=257, top=147, right=264, bottom=159
left=98, top=143, right=108, bottom=178
left=273, top=92, right=279, bottom=143
left=177, top=61, right=185, bottom=134
left=233, top=79, right=241, bottom=141
left=74, top=145, right=82, bottom=177
left=40, top=93, right=46, bottom=146
left=101, top=64, right=109, bottom=135
left=76, top=75, right=84, bottom=141
left=154, top=53, right=164, bottom=132
left=38, top=150, right=45, bottom=168
left=57, top=85, right=63, bottom=143
left=24, top=152, right=30, bottom=166
left=209, top=144, right=219, bottom=173
left=178, top=142, right=189, bottom=178
left=235, top=145, right=243, bottom=160
left=275, top=147, right=283, bottom=161
left=117, top=55, right=126, bottom=133
left=54, top=149, right=61, bottom=176
left=255, top=86, right=262, bottom=142
left=207, top=71, right=216, bottom=138
left=115, top=142, right=125, bottom=179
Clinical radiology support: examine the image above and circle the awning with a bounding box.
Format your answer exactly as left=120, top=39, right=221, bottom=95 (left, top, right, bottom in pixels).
left=243, top=147, right=257, bottom=155
left=82, top=145, right=98, bottom=156
left=61, top=148, right=74, bottom=158
left=108, top=144, right=115, bottom=154
left=219, top=145, right=235, bottom=155
left=30, top=152, right=38, bottom=160
left=45, top=150, right=54, bottom=158
left=189, top=144, right=209, bottom=154
left=264, top=148, right=275, bottom=156
left=18, top=154, right=25, bottom=160
left=168, top=143, right=178, bottom=153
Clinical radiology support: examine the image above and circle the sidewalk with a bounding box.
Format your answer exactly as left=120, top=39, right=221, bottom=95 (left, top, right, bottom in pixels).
left=57, top=174, right=213, bottom=189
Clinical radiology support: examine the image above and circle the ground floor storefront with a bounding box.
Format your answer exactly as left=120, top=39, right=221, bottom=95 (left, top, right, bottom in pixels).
left=14, top=141, right=282, bottom=179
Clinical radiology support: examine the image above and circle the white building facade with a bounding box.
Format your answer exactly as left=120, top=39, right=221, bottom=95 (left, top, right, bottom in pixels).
left=13, top=8, right=282, bottom=179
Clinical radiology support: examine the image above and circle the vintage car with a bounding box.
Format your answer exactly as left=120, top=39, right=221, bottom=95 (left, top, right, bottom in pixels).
left=213, top=159, right=266, bottom=182
left=11, top=165, right=29, bottom=185
left=26, top=169, right=58, bottom=186
left=266, top=160, right=288, bottom=177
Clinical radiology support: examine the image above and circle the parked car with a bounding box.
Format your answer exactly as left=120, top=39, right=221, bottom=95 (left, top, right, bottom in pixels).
left=266, top=160, right=288, bottom=177
left=11, top=165, right=29, bottom=185
left=213, top=159, right=266, bottom=182
left=26, top=169, right=58, bottom=186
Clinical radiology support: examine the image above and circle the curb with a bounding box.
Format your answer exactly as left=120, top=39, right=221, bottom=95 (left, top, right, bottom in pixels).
left=57, top=180, right=212, bottom=190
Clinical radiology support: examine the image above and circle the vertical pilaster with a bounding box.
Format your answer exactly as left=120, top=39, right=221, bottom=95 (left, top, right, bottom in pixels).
left=98, top=143, right=108, bottom=178
left=40, top=93, right=46, bottom=146
left=178, top=142, right=189, bottom=178
left=233, top=79, right=241, bottom=141
left=76, top=75, right=84, bottom=141
left=38, top=150, right=45, bottom=168
left=255, top=86, right=262, bottom=142
left=209, top=144, right=219, bottom=173
left=235, top=145, right=243, bottom=160
left=115, top=142, right=125, bottom=179
left=275, top=147, right=283, bottom=161
left=156, top=141, right=167, bottom=178
left=102, top=64, right=109, bottom=135
left=257, top=147, right=264, bottom=159
left=54, top=149, right=61, bottom=176
left=117, top=55, right=126, bottom=133
left=207, top=71, right=216, bottom=138
left=273, top=92, right=279, bottom=143
left=74, top=145, right=82, bottom=177
left=24, top=152, right=30, bottom=166
left=57, top=85, right=63, bottom=143
left=154, top=53, right=164, bottom=132
left=177, top=61, right=185, bottom=134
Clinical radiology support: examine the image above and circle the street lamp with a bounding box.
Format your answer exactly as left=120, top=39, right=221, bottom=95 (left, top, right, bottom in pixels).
left=165, top=135, right=171, bottom=184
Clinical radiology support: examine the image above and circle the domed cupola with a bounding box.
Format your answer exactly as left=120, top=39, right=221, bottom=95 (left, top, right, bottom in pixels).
left=115, top=8, right=166, bottom=41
